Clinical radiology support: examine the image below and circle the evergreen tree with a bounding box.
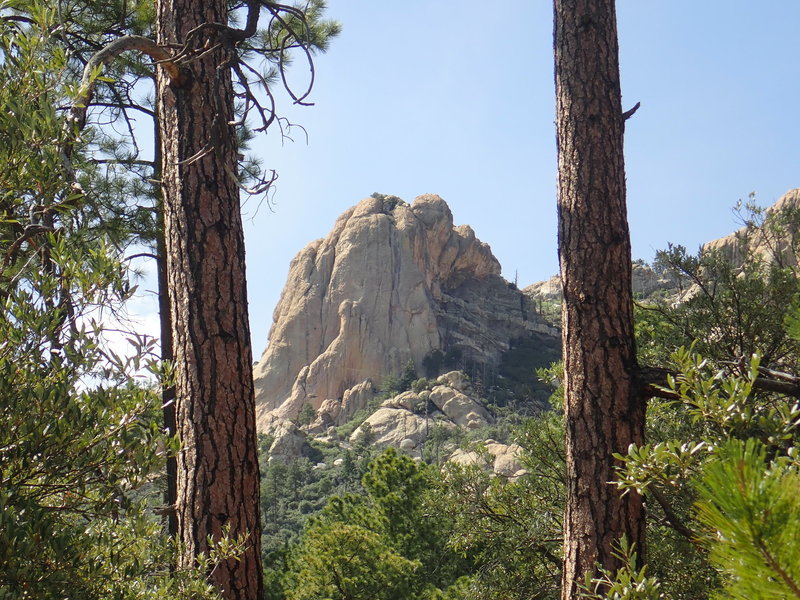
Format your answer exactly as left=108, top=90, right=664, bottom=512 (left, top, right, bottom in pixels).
left=2, top=1, right=339, bottom=598
left=694, top=439, right=800, bottom=600
left=283, top=448, right=471, bottom=600
left=0, top=9, right=222, bottom=598
left=554, top=0, right=644, bottom=594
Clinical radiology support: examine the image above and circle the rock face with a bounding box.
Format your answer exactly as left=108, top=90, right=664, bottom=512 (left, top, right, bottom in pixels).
left=348, top=371, right=498, bottom=463
left=524, top=262, right=678, bottom=302
left=526, top=190, right=800, bottom=306
left=253, top=194, right=558, bottom=431
left=702, top=189, right=800, bottom=268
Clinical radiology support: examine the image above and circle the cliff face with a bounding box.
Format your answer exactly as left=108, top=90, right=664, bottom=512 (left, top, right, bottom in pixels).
left=253, top=194, right=558, bottom=431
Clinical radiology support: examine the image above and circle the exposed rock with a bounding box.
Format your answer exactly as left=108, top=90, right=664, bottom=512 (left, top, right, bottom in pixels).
left=341, top=380, right=376, bottom=421
left=524, top=275, right=561, bottom=302
left=449, top=441, right=526, bottom=478
left=429, top=383, right=492, bottom=430
left=381, top=390, right=420, bottom=411
left=702, top=188, right=800, bottom=268
left=313, top=379, right=376, bottom=431
left=351, top=407, right=433, bottom=451
left=399, top=438, right=417, bottom=451
left=524, top=262, right=677, bottom=302
left=267, top=420, right=309, bottom=463
left=342, top=371, right=505, bottom=457
left=253, top=193, right=559, bottom=431
left=435, top=371, right=471, bottom=392
left=526, top=190, right=800, bottom=307
left=448, top=448, right=485, bottom=468
left=491, top=443, right=526, bottom=478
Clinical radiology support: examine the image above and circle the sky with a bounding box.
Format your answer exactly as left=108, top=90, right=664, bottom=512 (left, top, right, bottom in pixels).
left=127, top=1, right=800, bottom=357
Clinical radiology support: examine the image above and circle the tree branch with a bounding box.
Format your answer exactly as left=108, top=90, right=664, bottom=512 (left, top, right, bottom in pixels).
left=636, top=364, right=800, bottom=400
left=69, top=35, right=182, bottom=132
left=647, top=486, right=696, bottom=542
left=622, top=101, right=641, bottom=121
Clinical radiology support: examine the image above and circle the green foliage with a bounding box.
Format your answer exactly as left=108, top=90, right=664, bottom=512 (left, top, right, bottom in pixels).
left=619, top=203, right=800, bottom=598
left=694, top=439, right=800, bottom=600
left=439, top=410, right=565, bottom=600
left=644, top=198, right=800, bottom=367
left=285, top=521, right=419, bottom=600
left=579, top=539, right=663, bottom=600
left=259, top=437, right=379, bottom=574
left=421, top=423, right=464, bottom=465
left=382, top=359, right=418, bottom=396
left=613, top=343, right=800, bottom=599
left=295, top=402, right=316, bottom=427
left=281, top=449, right=472, bottom=600
left=0, top=7, right=222, bottom=597
left=411, top=376, right=432, bottom=394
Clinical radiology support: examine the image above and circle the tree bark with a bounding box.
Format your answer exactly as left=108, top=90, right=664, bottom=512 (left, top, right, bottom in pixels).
left=155, top=1, right=263, bottom=598
left=554, top=0, right=645, bottom=596
left=153, top=119, right=178, bottom=539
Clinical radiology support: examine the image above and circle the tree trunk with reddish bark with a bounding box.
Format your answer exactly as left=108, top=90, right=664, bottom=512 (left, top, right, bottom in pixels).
left=554, top=0, right=645, bottom=596
left=155, top=1, right=263, bottom=598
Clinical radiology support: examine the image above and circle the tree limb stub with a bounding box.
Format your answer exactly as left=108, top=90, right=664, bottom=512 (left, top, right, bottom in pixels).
left=622, top=101, right=641, bottom=121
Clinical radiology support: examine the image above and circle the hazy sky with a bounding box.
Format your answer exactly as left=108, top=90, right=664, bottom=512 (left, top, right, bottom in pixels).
left=129, top=2, right=800, bottom=357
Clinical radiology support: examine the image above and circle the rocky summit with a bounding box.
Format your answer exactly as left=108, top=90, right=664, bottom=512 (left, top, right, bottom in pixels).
left=253, top=193, right=559, bottom=432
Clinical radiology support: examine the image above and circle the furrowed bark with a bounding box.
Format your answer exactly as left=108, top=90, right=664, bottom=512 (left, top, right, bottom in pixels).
left=554, top=0, right=645, bottom=596
left=155, top=0, right=263, bottom=597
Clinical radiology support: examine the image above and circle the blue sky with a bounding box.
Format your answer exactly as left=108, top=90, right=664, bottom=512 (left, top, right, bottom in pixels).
left=234, top=1, right=800, bottom=355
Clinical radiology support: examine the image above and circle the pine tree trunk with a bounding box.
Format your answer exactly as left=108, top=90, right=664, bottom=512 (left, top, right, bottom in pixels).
left=155, top=1, right=263, bottom=598
left=153, top=128, right=178, bottom=539
left=554, top=0, right=645, bottom=596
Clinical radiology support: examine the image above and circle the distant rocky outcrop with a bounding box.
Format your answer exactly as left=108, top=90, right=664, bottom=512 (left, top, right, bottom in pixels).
left=253, top=194, right=559, bottom=431
left=524, top=262, right=679, bottom=302
left=525, top=189, right=800, bottom=306
left=450, top=441, right=527, bottom=479
left=349, top=370, right=493, bottom=455
left=702, top=188, right=800, bottom=268
left=267, top=371, right=525, bottom=477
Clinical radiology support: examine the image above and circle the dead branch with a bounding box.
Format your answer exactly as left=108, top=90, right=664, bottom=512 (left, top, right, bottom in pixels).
left=622, top=101, right=641, bottom=120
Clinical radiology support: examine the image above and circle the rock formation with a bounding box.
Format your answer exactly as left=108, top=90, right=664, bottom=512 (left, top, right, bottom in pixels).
left=264, top=370, right=521, bottom=477
left=349, top=370, right=493, bottom=455
left=524, top=261, right=678, bottom=302
left=702, top=188, right=800, bottom=268
left=450, top=441, right=527, bottom=479
left=253, top=193, right=558, bottom=431
left=525, top=190, right=800, bottom=305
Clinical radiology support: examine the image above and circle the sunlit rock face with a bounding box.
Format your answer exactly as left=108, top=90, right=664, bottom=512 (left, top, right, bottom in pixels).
left=525, top=189, right=800, bottom=306
left=253, top=193, right=557, bottom=432
left=702, top=188, right=800, bottom=268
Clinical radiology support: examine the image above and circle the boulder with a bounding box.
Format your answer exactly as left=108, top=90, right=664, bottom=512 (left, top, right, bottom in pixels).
left=448, top=441, right=526, bottom=478
left=381, top=390, right=420, bottom=411
left=429, top=385, right=492, bottom=429
left=350, top=407, right=430, bottom=452
left=266, top=420, right=309, bottom=463
left=435, top=370, right=471, bottom=392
